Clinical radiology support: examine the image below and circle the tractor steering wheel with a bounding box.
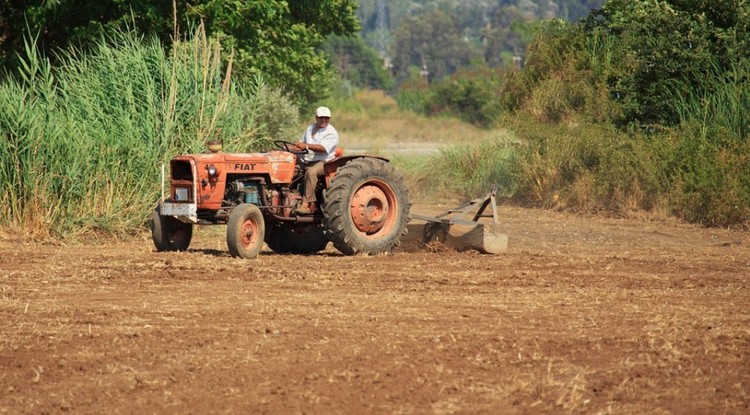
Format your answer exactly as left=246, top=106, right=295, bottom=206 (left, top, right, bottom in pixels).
left=273, top=140, right=306, bottom=154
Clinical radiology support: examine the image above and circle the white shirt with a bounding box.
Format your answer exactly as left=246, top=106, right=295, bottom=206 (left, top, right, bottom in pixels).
left=300, top=123, right=339, bottom=163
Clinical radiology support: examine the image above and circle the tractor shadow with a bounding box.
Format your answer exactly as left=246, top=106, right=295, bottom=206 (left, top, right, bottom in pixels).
left=187, top=248, right=343, bottom=258
left=188, top=248, right=230, bottom=257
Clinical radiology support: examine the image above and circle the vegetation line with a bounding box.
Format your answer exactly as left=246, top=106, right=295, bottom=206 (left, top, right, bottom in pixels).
left=0, top=28, right=298, bottom=238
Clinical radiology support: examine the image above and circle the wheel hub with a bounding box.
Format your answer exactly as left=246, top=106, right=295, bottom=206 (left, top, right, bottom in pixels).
left=351, top=185, right=389, bottom=234
left=242, top=221, right=257, bottom=247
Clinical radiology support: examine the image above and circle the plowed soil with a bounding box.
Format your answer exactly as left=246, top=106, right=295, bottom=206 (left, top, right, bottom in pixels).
left=1, top=202, right=749, bottom=414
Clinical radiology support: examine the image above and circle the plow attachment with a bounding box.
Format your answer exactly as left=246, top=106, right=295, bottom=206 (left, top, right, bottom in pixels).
left=404, top=187, right=508, bottom=254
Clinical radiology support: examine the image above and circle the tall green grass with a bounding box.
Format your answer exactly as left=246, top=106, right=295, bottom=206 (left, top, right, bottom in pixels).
left=670, top=60, right=750, bottom=142
left=490, top=20, right=750, bottom=227
left=500, top=115, right=750, bottom=226
left=0, top=28, right=298, bottom=238
left=391, top=131, right=518, bottom=202
left=647, top=59, right=749, bottom=225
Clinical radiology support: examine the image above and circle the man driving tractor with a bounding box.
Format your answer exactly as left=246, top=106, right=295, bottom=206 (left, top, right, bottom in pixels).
left=152, top=104, right=411, bottom=258
left=291, top=106, right=339, bottom=215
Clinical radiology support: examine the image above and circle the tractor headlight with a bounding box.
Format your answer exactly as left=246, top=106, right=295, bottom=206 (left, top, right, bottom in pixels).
left=207, top=164, right=218, bottom=177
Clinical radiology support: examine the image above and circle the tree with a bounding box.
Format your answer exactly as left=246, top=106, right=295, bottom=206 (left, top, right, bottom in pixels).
left=0, top=0, right=360, bottom=107
left=582, top=0, right=750, bottom=126
left=558, top=0, right=607, bottom=21
left=189, top=0, right=360, bottom=107
left=321, top=34, right=393, bottom=90
left=0, top=0, right=179, bottom=69
left=481, top=5, right=526, bottom=68
left=390, top=10, right=479, bottom=83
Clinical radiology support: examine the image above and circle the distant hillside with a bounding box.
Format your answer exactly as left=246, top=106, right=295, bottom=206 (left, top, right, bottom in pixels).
left=357, top=0, right=605, bottom=55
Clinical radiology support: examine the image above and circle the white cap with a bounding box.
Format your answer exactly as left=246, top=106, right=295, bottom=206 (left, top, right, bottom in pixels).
left=315, top=106, right=331, bottom=118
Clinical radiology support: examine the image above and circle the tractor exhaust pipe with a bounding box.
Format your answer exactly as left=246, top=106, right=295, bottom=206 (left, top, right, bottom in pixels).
left=269, top=212, right=319, bottom=224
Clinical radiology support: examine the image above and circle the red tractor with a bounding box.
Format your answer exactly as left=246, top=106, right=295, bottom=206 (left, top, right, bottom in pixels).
left=150, top=141, right=411, bottom=258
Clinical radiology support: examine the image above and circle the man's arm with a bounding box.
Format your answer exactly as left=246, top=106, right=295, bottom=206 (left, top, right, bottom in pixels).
left=295, top=127, right=337, bottom=153
left=298, top=142, right=326, bottom=153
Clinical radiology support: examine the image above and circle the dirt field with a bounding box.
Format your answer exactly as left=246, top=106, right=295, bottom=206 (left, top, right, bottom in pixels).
left=1, top=202, right=748, bottom=414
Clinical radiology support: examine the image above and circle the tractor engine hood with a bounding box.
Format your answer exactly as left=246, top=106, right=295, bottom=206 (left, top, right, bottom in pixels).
left=172, top=151, right=297, bottom=184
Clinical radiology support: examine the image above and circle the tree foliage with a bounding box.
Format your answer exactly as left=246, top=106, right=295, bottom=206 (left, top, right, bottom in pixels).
left=390, top=10, right=480, bottom=83
left=495, top=0, right=750, bottom=226
left=0, top=0, right=179, bottom=68
left=188, top=0, right=360, bottom=107
left=395, top=67, right=505, bottom=127
left=582, top=0, right=750, bottom=127
left=321, top=34, right=393, bottom=90
left=0, top=0, right=360, bottom=107
left=481, top=6, right=527, bottom=67
left=356, top=0, right=605, bottom=79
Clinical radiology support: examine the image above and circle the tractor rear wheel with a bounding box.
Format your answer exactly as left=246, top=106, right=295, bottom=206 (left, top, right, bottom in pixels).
left=266, top=223, right=329, bottom=254
left=227, top=204, right=265, bottom=259
left=322, top=157, right=411, bottom=255
left=151, top=205, right=193, bottom=251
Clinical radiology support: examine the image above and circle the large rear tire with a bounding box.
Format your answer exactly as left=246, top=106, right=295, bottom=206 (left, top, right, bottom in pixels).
left=266, top=223, right=329, bottom=255
left=227, top=204, right=265, bottom=259
left=322, top=158, right=411, bottom=255
left=151, top=205, right=192, bottom=252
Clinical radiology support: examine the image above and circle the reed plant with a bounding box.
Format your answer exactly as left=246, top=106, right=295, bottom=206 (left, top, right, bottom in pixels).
left=664, top=123, right=750, bottom=226
left=670, top=59, right=750, bottom=143
left=654, top=58, right=750, bottom=225
left=0, top=27, right=298, bottom=238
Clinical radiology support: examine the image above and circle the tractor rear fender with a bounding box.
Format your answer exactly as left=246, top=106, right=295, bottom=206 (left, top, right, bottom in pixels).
left=324, top=155, right=388, bottom=185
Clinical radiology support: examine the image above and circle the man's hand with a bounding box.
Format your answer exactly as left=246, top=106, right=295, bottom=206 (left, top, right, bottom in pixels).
left=297, top=141, right=316, bottom=152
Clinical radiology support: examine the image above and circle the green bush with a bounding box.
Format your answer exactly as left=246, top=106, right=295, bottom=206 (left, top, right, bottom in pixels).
left=506, top=117, right=749, bottom=227
left=495, top=3, right=750, bottom=227
left=321, top=35, right=394, bottom=91
left=590, top=130, right=673, bottom=213
left=394, top=76, right=432, bottom=114
left=506, top=118, right=667, bottom=212
left=580, top=0, right=750, bottom=128
left=395, top=131, right=518, bottom=201
left=424, top=67, right=505, bottom=128
left=667, top=123, right=750, bottom=226
left=508, top=120, right=608, bottom=208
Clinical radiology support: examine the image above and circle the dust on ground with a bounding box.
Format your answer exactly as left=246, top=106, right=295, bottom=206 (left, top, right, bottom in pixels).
left=1, top=202, right=749, bottom=414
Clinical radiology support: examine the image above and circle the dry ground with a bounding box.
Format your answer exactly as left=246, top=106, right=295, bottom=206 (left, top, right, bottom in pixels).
left=1, top=202, right=749, bottom=414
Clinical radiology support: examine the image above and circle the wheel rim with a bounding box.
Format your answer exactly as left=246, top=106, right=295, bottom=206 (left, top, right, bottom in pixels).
left=350, top=180, right=398, bottom=238
left=241, top=217, right=260, bottom=250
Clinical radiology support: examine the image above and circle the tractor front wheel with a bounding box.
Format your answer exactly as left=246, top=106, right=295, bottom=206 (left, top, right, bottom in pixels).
left=227, top=204, right=265, bottom=259
left=151, top=205, right=193, bottom=252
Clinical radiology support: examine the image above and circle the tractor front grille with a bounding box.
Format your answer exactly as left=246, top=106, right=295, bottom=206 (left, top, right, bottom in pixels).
left=174, top=186, right=191, bottom=201
left=171, top=160, right=193, bottom=180
left=170, top=160, right=194, bottom=202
